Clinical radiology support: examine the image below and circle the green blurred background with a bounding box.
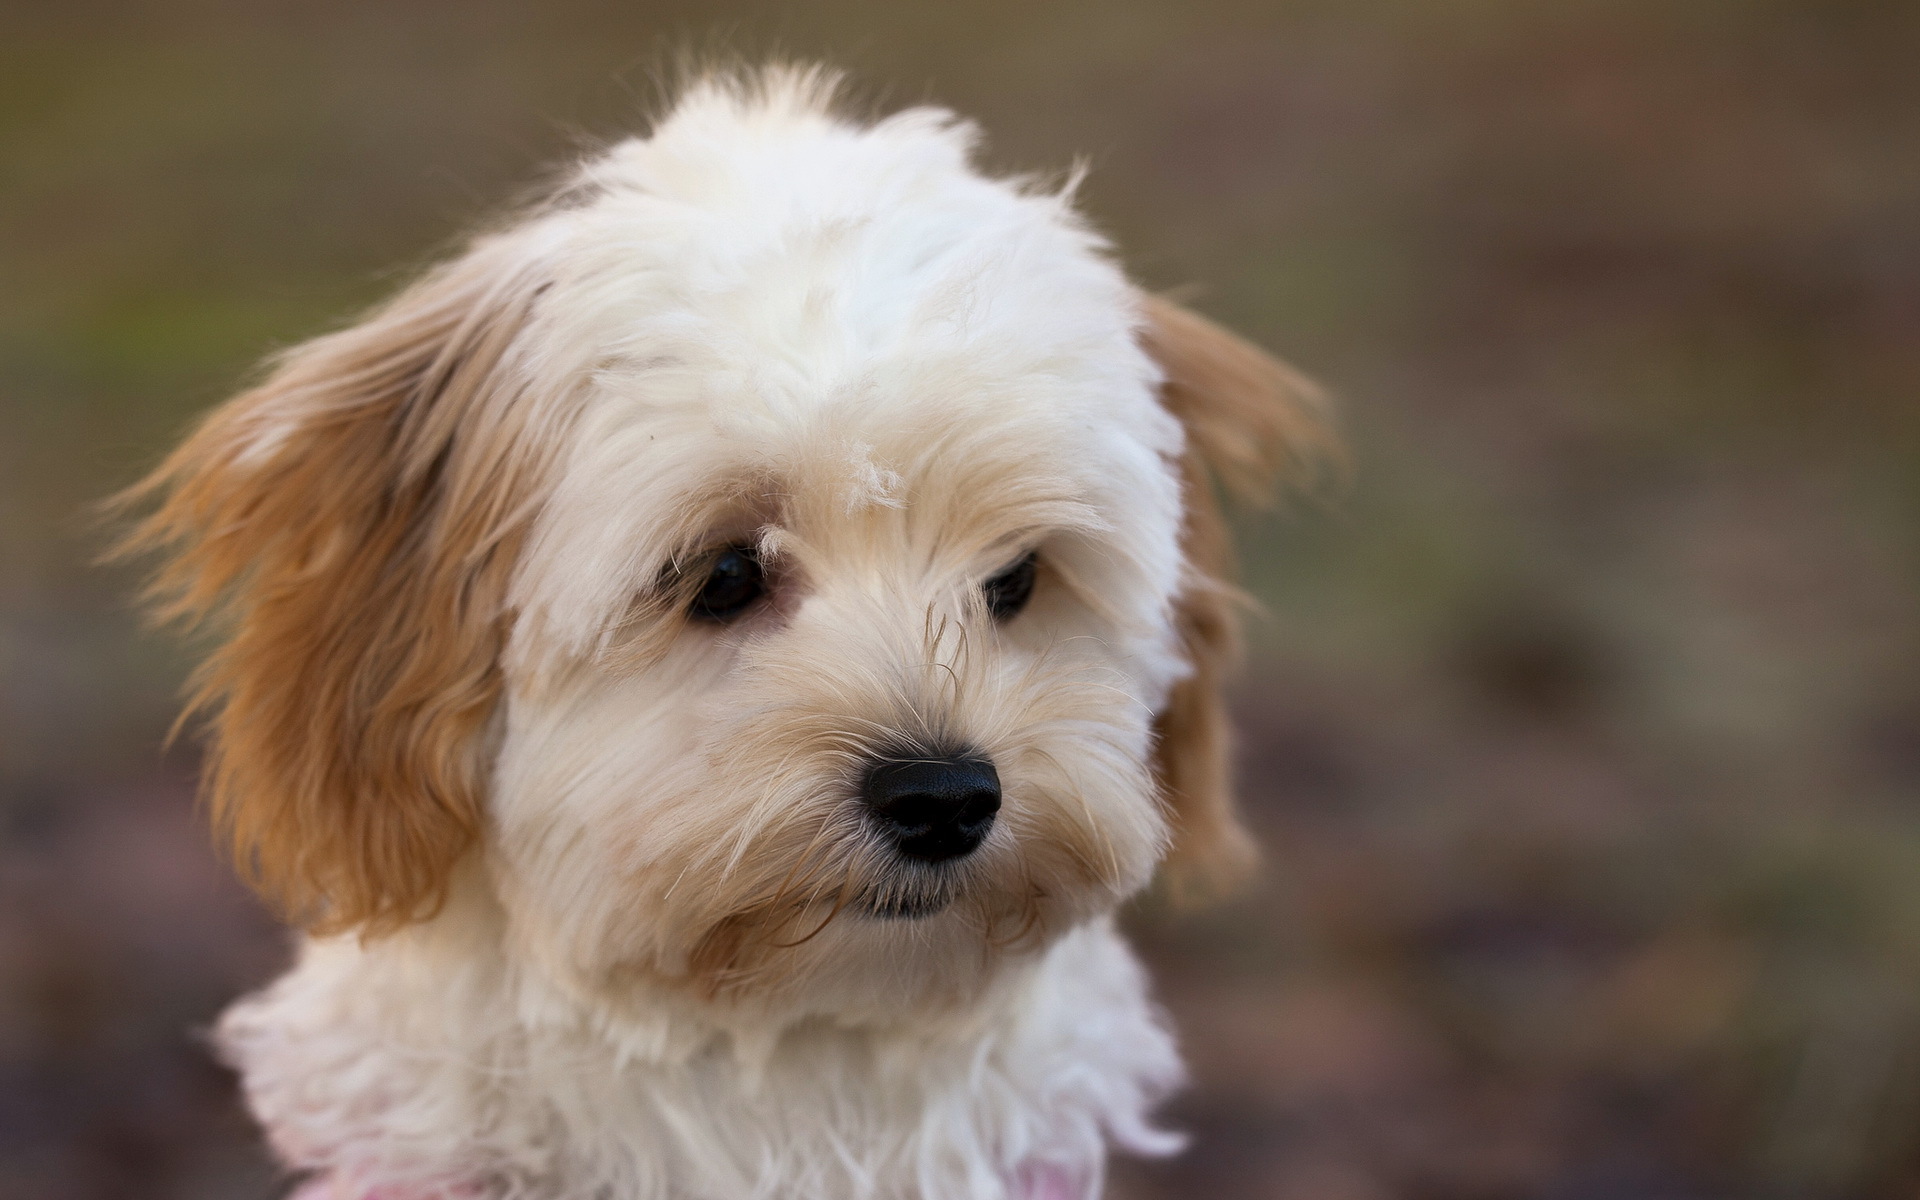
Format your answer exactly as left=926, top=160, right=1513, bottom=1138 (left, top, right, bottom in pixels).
left=3, top=1, right=1918, bottom=1197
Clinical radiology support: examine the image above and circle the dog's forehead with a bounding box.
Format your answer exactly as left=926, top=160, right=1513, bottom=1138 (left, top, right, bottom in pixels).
left=556, top=165, right=1161, bottom=426
left=560, top=206, right=1176, bottom=544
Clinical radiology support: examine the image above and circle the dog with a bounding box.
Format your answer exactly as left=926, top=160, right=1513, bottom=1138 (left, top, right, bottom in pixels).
left=121, top=65, right=1329, bottom=1200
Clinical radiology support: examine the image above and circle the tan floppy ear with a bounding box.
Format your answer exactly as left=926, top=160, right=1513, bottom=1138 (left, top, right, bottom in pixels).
left=1139, top=293, right=1336, bottom=901
left=113, top=235, right=564, bottom=935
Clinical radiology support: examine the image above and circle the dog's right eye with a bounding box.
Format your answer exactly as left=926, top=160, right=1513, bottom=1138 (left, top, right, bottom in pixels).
left=981, top=551, right=1038, bottom=622
left=689, top=546, right=765, bottom=622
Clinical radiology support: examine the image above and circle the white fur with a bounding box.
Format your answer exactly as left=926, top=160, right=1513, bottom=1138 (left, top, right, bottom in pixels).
left=218, top=69, right=1198, bottom=1200
left=227, top=915, right=1181, bottom=1200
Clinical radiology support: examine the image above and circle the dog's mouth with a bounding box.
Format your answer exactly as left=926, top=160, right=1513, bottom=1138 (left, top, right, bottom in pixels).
left=854, top=880, right=956, bottom=920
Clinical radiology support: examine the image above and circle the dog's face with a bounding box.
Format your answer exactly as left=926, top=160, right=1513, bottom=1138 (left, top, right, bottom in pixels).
left=491, top=221, right=1189, bottom=1010
left=125, top=71, right=1326, bottom=1019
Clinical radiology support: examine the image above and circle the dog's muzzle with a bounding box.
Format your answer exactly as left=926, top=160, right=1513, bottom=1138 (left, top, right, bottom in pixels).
left=861, top=754, right=1000, bottom=863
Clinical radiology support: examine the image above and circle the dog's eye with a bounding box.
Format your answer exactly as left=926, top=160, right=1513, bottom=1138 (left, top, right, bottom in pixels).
left=981, top=552, right=1038, bottom=621
left=690, top=546, right=765, bottom=622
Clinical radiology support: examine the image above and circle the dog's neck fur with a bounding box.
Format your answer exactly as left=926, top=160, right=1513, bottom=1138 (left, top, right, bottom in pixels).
left=219, top=893, right=1182, bottom=1200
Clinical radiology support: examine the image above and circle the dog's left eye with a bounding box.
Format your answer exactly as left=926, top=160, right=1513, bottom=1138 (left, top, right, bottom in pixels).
left=690, top=546, right=765, bottom=622
left=981, top=551, right=1038, bottom=621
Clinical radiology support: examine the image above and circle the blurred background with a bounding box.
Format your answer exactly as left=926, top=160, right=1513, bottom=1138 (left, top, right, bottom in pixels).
left=3, top=0, right=1918, bottom=1197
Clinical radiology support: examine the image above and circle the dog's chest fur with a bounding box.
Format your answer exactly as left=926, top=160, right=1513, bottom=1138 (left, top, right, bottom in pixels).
left=221, top=917, right=1181, bottom=1200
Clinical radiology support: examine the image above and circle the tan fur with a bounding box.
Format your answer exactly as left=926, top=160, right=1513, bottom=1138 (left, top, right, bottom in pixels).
left=113, top=236, right=569, bottom=934
left=1139, top=294, right=1335, bottom=899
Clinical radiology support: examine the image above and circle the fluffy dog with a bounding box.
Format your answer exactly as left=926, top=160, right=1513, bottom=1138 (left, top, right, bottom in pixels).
left=123, top=66, right=1328, bottom=1200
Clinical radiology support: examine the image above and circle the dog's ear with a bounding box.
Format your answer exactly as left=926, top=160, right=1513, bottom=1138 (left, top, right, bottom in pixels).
left=1138, top=293, right=1335, bottom=901
left=114, top=236, right=563, bottom=935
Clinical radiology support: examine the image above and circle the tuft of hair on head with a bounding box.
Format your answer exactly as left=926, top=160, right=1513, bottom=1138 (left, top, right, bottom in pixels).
left=658, top=57, right=852, bottom=119
left=1137, top=293, right=1340, bottom=904
left=106, top=232, right=568, bottom=936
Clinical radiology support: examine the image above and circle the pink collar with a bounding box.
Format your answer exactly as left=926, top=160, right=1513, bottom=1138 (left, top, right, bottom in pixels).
left=1016, top=1161, right=1090, bottom=1200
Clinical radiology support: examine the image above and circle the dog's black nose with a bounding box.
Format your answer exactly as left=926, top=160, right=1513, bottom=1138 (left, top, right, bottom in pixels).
left=862, top=755, right=1001, bottom=863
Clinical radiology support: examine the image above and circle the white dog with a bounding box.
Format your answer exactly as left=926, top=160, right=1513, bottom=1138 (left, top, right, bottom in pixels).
left=124, top=66, right=1328, bottom=1200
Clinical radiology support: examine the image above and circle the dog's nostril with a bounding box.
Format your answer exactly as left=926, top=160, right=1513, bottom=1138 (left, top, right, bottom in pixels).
left=861, top=755, right=1001, bottom=863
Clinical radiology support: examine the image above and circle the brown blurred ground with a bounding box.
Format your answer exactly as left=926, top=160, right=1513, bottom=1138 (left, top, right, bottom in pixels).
left=3, top=2, right=1918, bottom=1198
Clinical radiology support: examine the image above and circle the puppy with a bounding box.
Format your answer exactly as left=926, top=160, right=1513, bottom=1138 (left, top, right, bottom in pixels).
left=123, top=66, right=1328, bottom=1200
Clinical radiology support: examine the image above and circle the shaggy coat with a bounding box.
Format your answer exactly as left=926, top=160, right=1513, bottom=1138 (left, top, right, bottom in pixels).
left=123, top=67, right=1328, bottom=1200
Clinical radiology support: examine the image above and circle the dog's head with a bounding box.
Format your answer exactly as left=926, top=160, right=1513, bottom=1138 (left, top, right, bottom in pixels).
left=124, top=69, right=1329, bottom=1017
